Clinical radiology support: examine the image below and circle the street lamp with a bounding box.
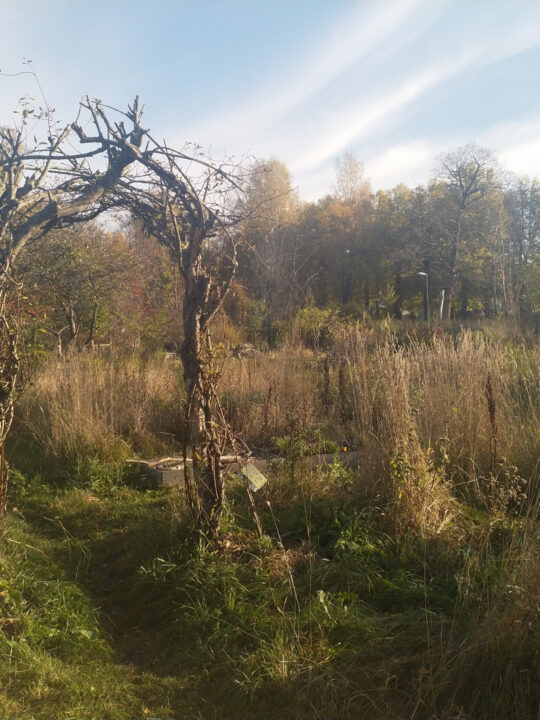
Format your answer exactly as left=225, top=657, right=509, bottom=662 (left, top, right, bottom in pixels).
left=341, top=249, right=351, bottom=304
left=417, top=272, right=430, bottom=321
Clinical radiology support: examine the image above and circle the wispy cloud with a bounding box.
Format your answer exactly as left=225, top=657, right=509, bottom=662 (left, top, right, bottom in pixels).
left=499, top=138, right=540, bottom=177
left=293, top=139, right=435, bottom=200
left=288, top=55, right=476, bottom=174
left=295, top=103, right=540, bottom=200
left=289, top=14, right=540, bottom=176
left=365, top=141, right=433, bottom=189
left=323, top=110, right=540, bottom=196
left=480, top=115, right=540, bottom=178
left=182, top=0, right=424, bottom=145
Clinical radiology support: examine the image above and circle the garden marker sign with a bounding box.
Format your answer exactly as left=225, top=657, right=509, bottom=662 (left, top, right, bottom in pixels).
left=238, top=463, right=268, bottom=492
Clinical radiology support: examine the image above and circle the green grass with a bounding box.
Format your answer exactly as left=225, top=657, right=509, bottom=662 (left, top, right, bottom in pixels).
left=0, top=509, right=141, bottom=719
left=0, top=460, right=538, bottom=720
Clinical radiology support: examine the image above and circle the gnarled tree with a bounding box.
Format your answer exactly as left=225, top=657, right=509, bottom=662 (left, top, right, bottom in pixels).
left=0, top=97, right=148, bottom=510
left=1, top=94, right=248, bottom=536
left=111, top=145, right=247, bottom=538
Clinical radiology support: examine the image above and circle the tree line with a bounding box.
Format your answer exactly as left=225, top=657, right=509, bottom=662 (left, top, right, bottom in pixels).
left=235, top=147, right=540, bottom=346
left=25, top=143, right=540, bottom=354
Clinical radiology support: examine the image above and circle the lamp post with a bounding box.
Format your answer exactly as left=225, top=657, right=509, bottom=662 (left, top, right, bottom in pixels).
left=341, top=248, right=351, bottom=304
left=417, top=272, right=430, bottom=321
left=439, top=288, right=445, bottom=320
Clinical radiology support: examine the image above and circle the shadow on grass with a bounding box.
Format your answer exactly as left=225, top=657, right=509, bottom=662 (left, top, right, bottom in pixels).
left=8, top=480, right=489, bottom=720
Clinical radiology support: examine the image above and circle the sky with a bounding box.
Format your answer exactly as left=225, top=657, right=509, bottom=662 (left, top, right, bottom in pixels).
left=2, top=0, right=540, bottom=200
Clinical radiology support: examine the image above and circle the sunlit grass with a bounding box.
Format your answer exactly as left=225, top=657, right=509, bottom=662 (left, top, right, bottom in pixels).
left=1, top=323, right=539, bottom=718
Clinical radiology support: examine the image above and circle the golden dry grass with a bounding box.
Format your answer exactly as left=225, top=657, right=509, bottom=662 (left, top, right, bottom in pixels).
left=5, top=324, right=540, bottom=720
left=18, top=353, right=185, bottom=461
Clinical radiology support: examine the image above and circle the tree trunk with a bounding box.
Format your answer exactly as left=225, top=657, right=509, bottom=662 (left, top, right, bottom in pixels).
left=180, top=264, right=224, bottom=538
left=442, top=209, right=463, bottom=319
left=86, top=300, right=99, bottom=348
left=0, top=281, right=20, bottom=514
left=393, top=273, right=403, bottom=319
left=459, top=278, right=469, bottom=319
left=65, top=305, right=79, bottom=351
left=55, top=331, right=63, bottom=358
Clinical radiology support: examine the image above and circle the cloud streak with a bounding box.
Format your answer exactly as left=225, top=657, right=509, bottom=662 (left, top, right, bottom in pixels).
left=288, top=55, right=477, bottom=174
left=365, top=141, right=433, bottom=189
left=287, top=7, right=540, bottom=178
left=183, top=0, right=424, bottom=144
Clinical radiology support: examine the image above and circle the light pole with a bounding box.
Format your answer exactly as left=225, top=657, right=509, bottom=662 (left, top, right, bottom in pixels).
left=341, top=248, right=351, bottom=304
left=439, top=288, right=445, bottom=320
left=417, top=272, right=430, bottom=321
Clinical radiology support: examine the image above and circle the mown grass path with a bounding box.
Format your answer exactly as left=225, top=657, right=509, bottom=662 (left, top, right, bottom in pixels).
left=3, top=478, right=537, bottom=720
left=1, top=488, right=202, bottom=719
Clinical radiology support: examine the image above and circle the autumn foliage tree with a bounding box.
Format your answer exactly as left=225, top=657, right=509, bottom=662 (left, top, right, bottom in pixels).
left=22, top=224, right=137, bottom=354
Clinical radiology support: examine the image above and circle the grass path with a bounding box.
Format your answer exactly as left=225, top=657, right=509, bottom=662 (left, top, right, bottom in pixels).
left=1, top=481, right=443, bottom=719
left=3, top=478, right=535, bottom=720
left=1, top=487, right=203, bottom=720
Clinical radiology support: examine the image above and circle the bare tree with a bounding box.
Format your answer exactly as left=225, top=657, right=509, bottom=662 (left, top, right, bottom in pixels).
left=334, top=151, right=371, bottom=205
left=1, top=92, right=248, bottom=536
left=111, top=146, right=247, bottom=538
left=0, top=96, right=148, bottom=510
left=436, top=144, right=498, bottom=319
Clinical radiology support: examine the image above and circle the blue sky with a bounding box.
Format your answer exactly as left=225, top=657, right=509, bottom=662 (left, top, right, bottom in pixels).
left=2, top=0, right=540, bottom=200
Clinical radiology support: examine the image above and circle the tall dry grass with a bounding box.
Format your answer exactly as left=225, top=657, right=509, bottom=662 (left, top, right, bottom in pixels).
left=222, top=328, right=540, bottom=484
left=218, top=327, right=540, bottom=538
left=17, top=353, right=185, bottom=463
left=219, top=348, right=324, bottom=448
left=422, top=507, right=540, bottom=719
left=15, top=326, right=540, bottom=517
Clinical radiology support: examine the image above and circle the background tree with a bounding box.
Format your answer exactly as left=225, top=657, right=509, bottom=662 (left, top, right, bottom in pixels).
left=371, top=184, right=422, bottom=318
left=435, top=144, right=499, bottom=318
left=504, top=176, right=540, bottom=316
left=334, top=151, right=371, bottom=205
left=23, top=224, right=137, bottom=354
left=237, top=159, right=302, bottom=344
left=299, top=157, right=373, bottom=311
left=120, top=225, right=184, bottom=352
